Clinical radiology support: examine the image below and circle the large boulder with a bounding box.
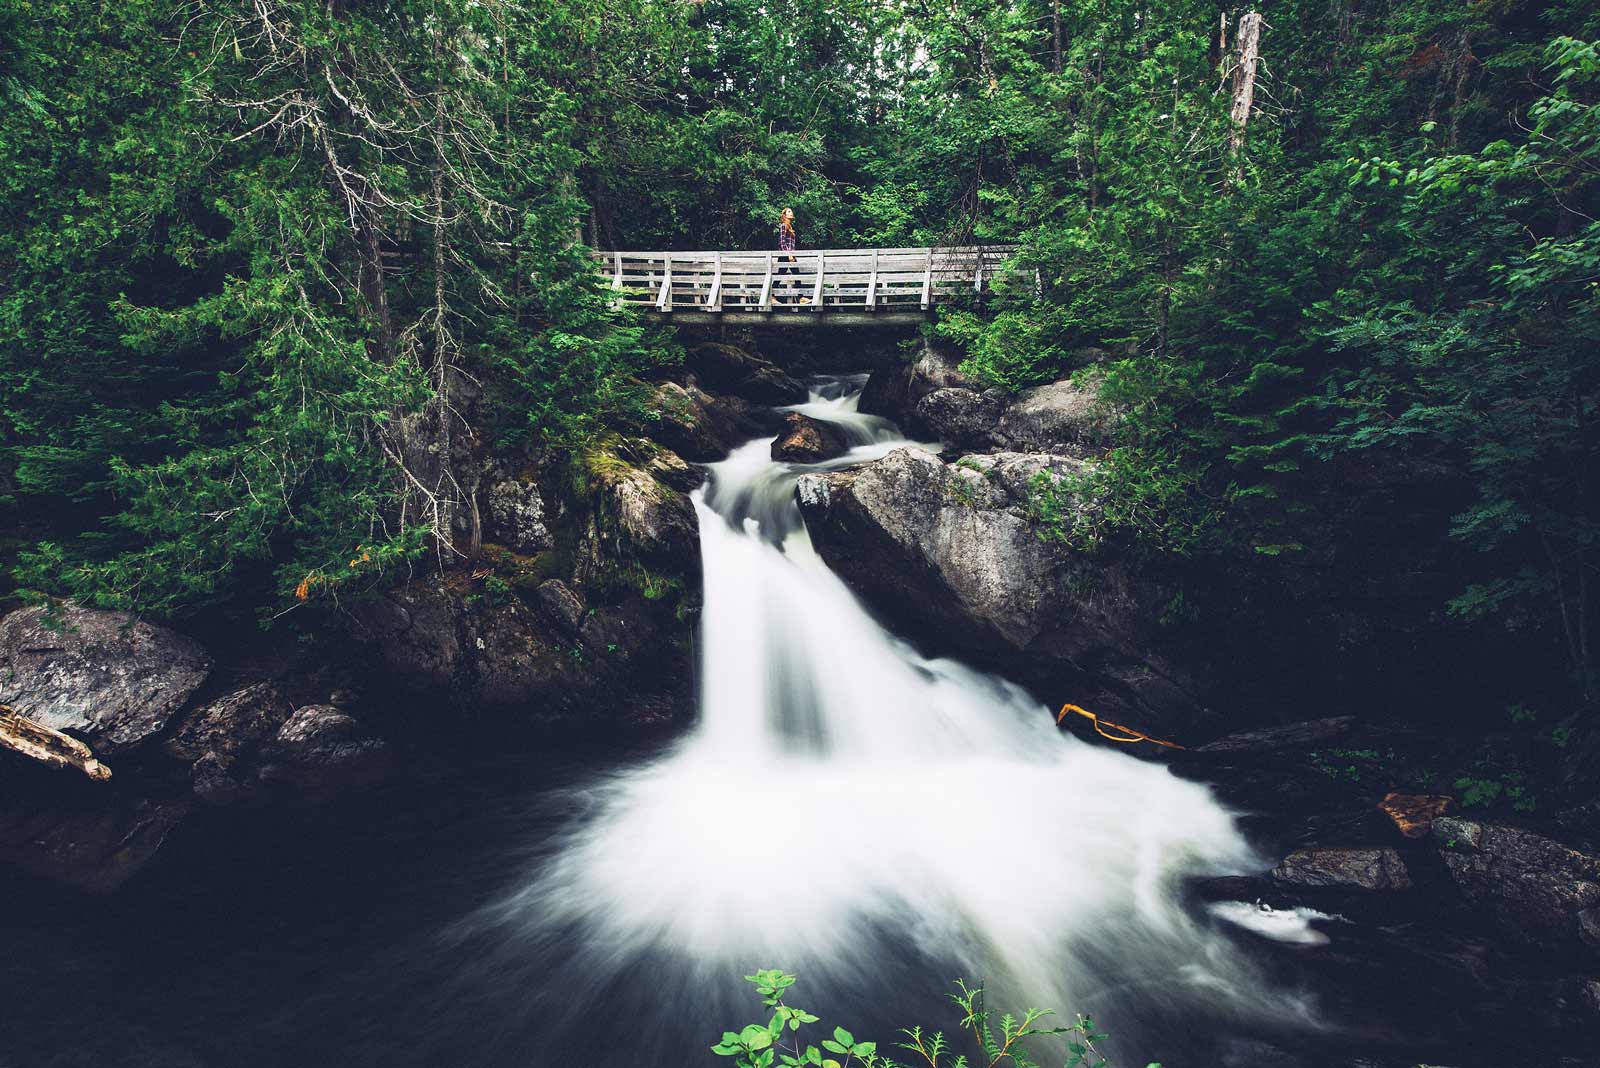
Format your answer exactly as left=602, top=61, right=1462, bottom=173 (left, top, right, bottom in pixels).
left=907, top=340, right=977, bottom=403
left=797, top=447, right=1207, bottom=732
left=1270, top=847, right=1413, bottom=891
left=688, top=342, right=808, bottom=405
left=579, top=445, right=699, bottom=569
left=647, top=381, right=773, bottom=462
left=992, top=376, right=1118, bottom=453
left=469, top=595, right=580, bottom=709
left=858, top=359, right=910, bottom=418
left=164, top=682, right=292, bottom=762
left=484, top=477, right=553, bottom=553
left=345, top=580, right=467, bottom=693
left=913, top=387, right=1005, bottom=448
left=772, top=412, right=850, bottom=463
left=858, top=339, right=972, bottom=423
left=0, top=604, right=211, bottom=753
left=1432, top=817, right=1600, bottom=957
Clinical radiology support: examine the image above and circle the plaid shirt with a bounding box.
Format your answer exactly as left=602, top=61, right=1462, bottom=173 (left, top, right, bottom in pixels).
left=778, top=223, right=797, bottom=252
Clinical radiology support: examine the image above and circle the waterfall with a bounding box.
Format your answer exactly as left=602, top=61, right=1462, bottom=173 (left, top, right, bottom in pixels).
left=470, top=375, right=1313, bottom=1062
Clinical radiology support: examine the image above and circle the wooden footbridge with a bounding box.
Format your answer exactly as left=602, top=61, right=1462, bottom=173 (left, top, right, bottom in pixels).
left=596, top=245, right=1017, bottom=326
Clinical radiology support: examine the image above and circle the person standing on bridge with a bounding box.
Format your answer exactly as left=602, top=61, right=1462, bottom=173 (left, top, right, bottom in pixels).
left=776, top=207, right=810, bottom=306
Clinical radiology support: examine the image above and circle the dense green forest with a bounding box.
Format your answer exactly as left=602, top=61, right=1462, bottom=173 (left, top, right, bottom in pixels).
left=3, top=0, right=1598, bottom=703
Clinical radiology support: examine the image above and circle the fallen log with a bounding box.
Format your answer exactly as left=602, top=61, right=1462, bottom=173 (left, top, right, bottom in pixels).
left=0, top=703, right=112, bottom=781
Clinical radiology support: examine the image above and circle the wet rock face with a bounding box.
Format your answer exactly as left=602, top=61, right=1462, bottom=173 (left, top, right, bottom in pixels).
left=913, top=387, right=1005, bottom=449
left=648, top=381, right=772, bottom=463
left=862, top=340, right=1120, bottom=457
left=597, top=460, right=699, bottom=567
left=772, top=411, right=850, bottom=463
left=797, top=446, right=1206, bottom=733
left=1194, top=717, right=1356, bottom=755
left=346, top=582, right=467, bottom=693
left=164, top=682, right=292, bottom=763
left=688, top=342, right=808, bottom=405
left=1271, top=846, right=1413, bottom=891
left=0, top=604, right=211, bottom=753
left=1432, top=817, right=1600, bottom=956
left=485, top=478, right=552, bottom=553
left=992, top=377, right=1116, bottom=452
left=857, top=341, right=970, bottom=421
left=275, top=704, right=361, bottom=748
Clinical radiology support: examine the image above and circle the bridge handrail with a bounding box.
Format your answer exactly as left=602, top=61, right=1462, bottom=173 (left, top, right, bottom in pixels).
left=595, top=244, right=1017, bottom=258
left=593, top=244, right=1022, bottom=316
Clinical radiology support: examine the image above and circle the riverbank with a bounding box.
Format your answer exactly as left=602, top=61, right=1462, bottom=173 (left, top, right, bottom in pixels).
left=4, top=343, right=1599, bottom=1068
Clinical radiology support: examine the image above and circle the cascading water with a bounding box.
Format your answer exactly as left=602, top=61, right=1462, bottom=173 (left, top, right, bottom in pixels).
left=467, top=375, right=1314, bottom=1063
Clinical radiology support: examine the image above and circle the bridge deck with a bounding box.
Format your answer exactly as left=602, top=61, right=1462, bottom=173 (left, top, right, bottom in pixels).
left=596, top=245, right=1016, bottom=321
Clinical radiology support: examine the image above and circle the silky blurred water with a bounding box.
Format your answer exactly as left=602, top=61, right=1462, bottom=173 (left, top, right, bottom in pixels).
left=0, top=376, right=1318, bottom=1068
left=453, top=375, right=1311, bottom=1062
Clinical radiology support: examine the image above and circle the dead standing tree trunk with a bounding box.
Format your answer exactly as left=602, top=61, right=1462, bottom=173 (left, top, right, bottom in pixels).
left=1227, top=11, right=1264, bottom=179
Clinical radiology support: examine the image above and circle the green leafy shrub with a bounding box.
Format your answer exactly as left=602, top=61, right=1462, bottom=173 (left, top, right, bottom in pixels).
left=713, top=970, right=1159, bottom=1068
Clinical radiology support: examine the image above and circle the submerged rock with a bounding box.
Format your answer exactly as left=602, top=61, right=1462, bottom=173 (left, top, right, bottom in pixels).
left=1271, top=846, right=1413, bottom=891
left=772, top=411, right=850, bottom=463
left=0, top=604, right=211, bottom=753
left=0, top=796, right=188, bottom=893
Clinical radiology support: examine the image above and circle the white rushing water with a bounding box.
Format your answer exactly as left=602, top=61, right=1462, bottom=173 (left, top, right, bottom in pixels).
left=475, top=375, right=1312, bottom=1058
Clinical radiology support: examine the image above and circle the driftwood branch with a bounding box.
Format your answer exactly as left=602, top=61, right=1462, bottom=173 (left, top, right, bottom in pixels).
left=0, top=704, right=113, bottom=781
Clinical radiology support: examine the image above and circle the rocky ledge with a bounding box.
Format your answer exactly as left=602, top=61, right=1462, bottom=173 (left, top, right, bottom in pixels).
left=797, top=444, right=1208, bottom=735
left=0, top=341, right=818, bottom=892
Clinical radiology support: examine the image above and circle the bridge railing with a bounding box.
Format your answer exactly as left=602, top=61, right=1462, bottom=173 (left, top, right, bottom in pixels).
left=594, top=245, right=1018, bottom=314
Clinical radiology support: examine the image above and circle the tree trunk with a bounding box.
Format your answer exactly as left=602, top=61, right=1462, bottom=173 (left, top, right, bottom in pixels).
left=1228, top=12, right=1264, bottom=165
left=1051, top=0, right=1062, bottom=75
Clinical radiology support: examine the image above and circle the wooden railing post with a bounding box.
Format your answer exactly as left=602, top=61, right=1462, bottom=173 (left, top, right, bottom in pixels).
left=758, top=253, right=774, bottom=311
left=611, top=251, right=623, bottom=308
left=974, top=250, right=984, bottom=293
left=707, top=251, right=723, bottom=311
left=866, top=250, right=878, bottom=310
left=920, top=248, right=934, bottom=310
left=811, top=251, right=825, bottom=310
left=656, top=253, right=673, bottom=312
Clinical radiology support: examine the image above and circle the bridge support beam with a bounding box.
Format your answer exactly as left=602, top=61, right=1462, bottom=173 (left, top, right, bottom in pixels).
left=657, top=310, right=930, bottom=327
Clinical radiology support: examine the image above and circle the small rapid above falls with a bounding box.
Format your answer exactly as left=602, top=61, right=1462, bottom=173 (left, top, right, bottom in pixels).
left=473, top=375, right=1313, bottom=1061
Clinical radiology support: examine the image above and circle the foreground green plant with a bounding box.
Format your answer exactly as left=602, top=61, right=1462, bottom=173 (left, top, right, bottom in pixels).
left=712, top=970, right=1160, bottom=1068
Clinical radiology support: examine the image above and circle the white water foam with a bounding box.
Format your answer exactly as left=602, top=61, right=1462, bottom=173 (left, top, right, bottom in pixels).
left=472, top=375, right=1316, bottom=1055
